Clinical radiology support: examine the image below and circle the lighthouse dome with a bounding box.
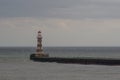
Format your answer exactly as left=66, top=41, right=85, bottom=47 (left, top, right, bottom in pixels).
left=38, top=31, right=41, bottom=33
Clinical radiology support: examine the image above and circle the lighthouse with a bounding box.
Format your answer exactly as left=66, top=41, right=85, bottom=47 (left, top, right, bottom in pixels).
left=35, top=31, right=49, bottom=57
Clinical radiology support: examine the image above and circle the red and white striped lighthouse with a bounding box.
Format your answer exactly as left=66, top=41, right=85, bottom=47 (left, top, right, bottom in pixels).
left=36, top=31, right=43, bottom=54
left=35, top=31, right=49, bottom=57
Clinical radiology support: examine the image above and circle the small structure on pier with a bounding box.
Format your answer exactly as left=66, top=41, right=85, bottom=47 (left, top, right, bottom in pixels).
left=30, top=31, right=120, bottom=65
left=35, top=31, right=49, bottom=57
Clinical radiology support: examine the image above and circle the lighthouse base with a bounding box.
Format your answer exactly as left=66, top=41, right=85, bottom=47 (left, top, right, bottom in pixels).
left=31, top=53, right=49, bottom=58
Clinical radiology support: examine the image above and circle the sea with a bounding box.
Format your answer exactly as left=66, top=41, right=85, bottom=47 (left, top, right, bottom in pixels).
left=0, top=47, right=120, bottom=80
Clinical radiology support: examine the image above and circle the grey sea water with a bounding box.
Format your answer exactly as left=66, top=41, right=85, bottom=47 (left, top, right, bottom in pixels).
left=0, top=47, right=120, bottom=80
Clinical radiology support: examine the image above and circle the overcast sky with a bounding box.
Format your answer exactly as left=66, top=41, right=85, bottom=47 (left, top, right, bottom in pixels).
left=1, top=0, right=120, bottom=47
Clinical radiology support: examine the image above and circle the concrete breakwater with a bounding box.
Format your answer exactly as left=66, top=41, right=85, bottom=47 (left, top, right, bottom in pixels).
left=30, top=54, right=120, bottom=66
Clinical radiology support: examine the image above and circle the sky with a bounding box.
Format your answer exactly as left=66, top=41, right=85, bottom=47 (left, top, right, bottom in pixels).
left=1, top=0, right=120, bottom=47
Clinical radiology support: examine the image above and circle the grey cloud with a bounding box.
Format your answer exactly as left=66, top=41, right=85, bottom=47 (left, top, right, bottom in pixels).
left=0, top=0, right=120, bottom=19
